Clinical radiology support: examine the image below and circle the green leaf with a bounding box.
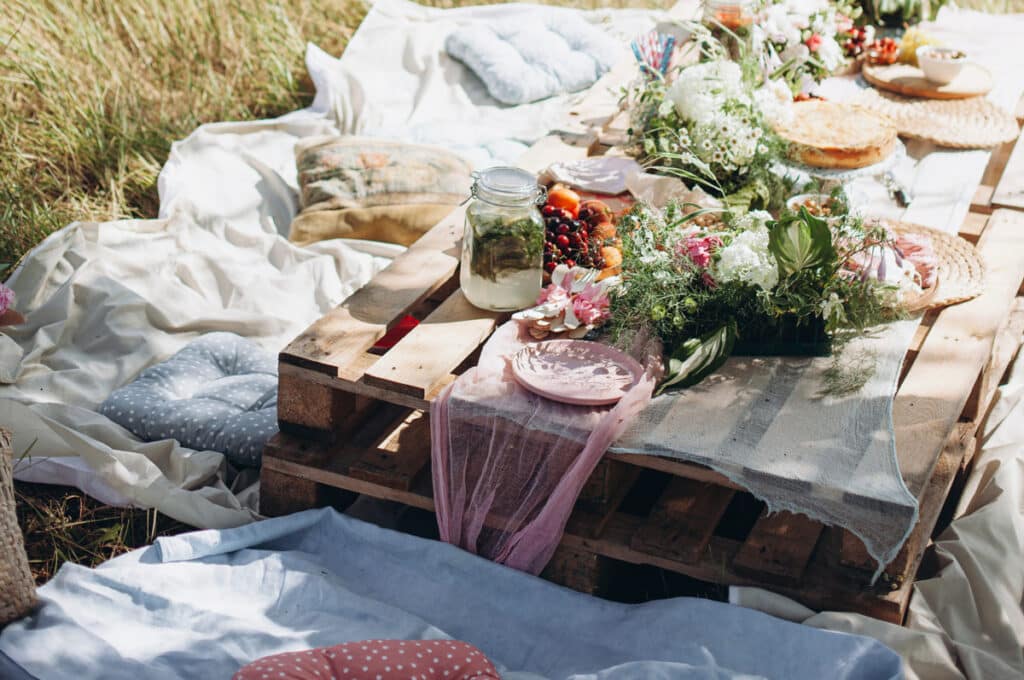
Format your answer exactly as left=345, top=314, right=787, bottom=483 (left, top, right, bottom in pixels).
left=768, top=207, right=835, bottom=277
left=657, top=321, right=737, bottom=395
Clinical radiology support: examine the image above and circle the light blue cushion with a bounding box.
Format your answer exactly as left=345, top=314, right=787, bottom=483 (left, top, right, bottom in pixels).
left=445, top=13, right=619, bottom=105
left=99, top=333, right=277, bottom=467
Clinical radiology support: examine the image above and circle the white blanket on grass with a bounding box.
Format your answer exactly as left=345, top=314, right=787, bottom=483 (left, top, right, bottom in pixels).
left=1, top=0, right=659, bottom=524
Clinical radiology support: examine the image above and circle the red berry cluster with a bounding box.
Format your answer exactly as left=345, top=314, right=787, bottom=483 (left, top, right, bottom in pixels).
left=542, top=204, right=606, bottom=273
left=842, top=26, right=870, bottom=58
left=866, top=37, right=899, bottom=65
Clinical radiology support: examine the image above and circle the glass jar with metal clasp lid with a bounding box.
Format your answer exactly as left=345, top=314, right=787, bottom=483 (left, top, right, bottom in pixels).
left=460, top=167, right=546, bottom=312
left=702, top=0, right=755, bottom=61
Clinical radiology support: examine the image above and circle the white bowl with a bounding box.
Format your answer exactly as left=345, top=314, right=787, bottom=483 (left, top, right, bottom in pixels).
left=916, top=46, right=968, bottom=85
left=786, top=192, right=856, bottom=220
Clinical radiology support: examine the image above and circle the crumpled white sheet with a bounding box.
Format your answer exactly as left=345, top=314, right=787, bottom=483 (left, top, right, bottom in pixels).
left=732, top=342, right=1024, bottom=679
left=2, top=214, right=391, bottom=526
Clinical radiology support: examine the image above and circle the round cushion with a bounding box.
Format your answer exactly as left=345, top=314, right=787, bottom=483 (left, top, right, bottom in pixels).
left=99, top=333, right=277, bottom=467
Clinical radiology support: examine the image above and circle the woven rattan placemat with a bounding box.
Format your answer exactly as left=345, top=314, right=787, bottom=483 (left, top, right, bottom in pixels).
left=853, top=88, right=1019, bottom=149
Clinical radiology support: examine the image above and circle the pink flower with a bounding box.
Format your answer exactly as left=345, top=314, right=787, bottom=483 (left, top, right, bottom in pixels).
left=805, top=34, right=823, bottom=52
left=535, top=282, right=570, bottom=306
left=678, top=235, right=723, bottom=269
left=0, top=285, right=13, bottom=316
left=835, top=14, right=853, bottom=33
left=571, top=284, right=610, bottom=325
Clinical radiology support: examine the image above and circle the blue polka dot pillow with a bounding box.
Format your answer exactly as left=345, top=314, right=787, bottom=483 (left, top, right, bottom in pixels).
left=99, top=333, right=278, bottom=467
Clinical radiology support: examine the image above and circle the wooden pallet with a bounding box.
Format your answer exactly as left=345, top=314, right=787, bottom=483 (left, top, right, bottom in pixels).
left=263, top=206, right=1024, bottom=625
left=262, top=23, right=1024, bottom=623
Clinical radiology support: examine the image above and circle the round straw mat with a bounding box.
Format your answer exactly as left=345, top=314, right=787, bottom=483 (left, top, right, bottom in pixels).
left=852, top=89, right=1019, bottom=149
left=0, top=428, right=36, bottom=625
left=880, top=219, right=986, bottom=311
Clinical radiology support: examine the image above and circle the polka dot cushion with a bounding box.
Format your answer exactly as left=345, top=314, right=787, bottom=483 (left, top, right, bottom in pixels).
left=233, top=640, right=500, bottom=680
left=99, top=333, right=277, bottom=467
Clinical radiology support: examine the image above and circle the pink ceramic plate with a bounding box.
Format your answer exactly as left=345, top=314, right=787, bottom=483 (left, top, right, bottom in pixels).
left=511, top=340, right=643, bottom=406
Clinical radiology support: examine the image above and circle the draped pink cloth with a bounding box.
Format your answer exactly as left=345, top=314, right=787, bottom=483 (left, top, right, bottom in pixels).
left=430, top=321, right=662, bottom=575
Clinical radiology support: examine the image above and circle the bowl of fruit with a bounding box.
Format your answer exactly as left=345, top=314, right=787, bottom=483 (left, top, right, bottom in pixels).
left=541, top=185, right=623, bottom=282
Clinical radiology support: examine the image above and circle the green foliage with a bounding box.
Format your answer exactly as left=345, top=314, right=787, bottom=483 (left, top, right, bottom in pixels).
left=609, top=202, right=899, bottom=393
left=658, top=321, right=737, bottom=394
left=768, top=207, right=836, bottom=276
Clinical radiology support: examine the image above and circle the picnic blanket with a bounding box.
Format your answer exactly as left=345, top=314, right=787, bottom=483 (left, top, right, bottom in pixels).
left=0, top=507, right=903, bottom=680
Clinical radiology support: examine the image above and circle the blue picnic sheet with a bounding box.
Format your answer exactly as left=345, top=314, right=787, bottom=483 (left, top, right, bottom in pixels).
left=0, top=508, right=901, bottom=679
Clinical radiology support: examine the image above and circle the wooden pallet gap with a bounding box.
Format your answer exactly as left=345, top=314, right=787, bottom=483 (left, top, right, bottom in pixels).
left=732, top=510, right=823, bottom=587
left=349, top=410, right=433, bottom=490
left=630, top=478, right=734, bottom=564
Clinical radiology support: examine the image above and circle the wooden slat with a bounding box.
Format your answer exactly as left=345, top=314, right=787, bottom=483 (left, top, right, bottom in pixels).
left=992, top=133, right=1024, bottom=210
left=348, top=410, right=432, bottom=490
left=732, top=511, right=823, bottom=587
left=957, top=211, right=989, bottom=244
left=894, top=210, right=1024, bottom=497
left=605, top=451, right=744, bottom=490
left=839, top=424, right=972, bottom=576
left=362, top=291, right=503, bottom=398
left=278, top=360, right=449, bottom=414
left=961, top=297, right=1024, bottom=424
left=970, top=135, right=1018, bottom=214
left=630, top=478, right=734, bottom=563
left=280, top=210, right=464, bottom=375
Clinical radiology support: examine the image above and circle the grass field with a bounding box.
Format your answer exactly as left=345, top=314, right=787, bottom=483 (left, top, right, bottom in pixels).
left=2, top=0, right=1020, bottom=582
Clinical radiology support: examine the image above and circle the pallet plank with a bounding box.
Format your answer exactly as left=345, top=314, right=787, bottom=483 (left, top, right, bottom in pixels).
left=992, top=133, right=1024, bottom=210
left=362, top=291, right=503, bottom=398
left=349, top=410, right=433, bottom=490
left=839, top=426, right=971, bottom=578
left=961, top=297, right=1024, bottom=424
left=630, top=478, right=734, bottom=563
left=732, top=511, right=823, bottom=587
left=280, top=210, right=464, bottom=376
left=894, top=209, right=1024, bottom=497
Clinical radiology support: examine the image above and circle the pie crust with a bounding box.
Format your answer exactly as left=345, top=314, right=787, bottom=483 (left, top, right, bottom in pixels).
left=776, top=101, right=898, bottom=169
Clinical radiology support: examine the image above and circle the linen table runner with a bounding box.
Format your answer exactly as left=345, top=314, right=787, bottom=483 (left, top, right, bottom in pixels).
left=430, top=321, right=661, bottom=574
left=614, top=319, right=921, bottom=575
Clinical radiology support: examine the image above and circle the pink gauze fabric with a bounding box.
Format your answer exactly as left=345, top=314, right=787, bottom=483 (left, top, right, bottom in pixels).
left=430, top=321, right=662, bottom=575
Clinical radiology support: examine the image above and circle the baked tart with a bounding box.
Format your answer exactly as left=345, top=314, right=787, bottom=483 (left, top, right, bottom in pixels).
left=776, top=101, right=898, bottom=170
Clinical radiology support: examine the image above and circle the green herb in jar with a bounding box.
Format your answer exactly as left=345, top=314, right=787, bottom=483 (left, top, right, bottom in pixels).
left=467, top=213, right=545, bottom=282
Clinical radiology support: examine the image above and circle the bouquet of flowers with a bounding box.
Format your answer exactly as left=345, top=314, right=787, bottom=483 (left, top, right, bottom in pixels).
left=750, top=0, right=862, bottom=93
left=627, top=46, right=795, bottom=211
left=609, top=201, right=906, bottom=391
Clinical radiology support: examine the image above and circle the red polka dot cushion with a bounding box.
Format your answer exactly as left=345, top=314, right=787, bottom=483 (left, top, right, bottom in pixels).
left=233, top=639, right=500, bottom=680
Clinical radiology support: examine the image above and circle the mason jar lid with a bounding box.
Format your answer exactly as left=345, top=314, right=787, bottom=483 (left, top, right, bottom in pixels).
left=471, top=166, right=545, bottom=207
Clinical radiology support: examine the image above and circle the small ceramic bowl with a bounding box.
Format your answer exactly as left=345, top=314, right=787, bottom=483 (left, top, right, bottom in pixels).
left=786, top=193, right=850, bottom=220
left=916, top=45, right=968, bottom=85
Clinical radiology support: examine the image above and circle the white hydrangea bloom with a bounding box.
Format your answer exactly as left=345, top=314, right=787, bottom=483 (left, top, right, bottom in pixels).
left=815, top=35, right=845, bottom=71
left=668, top=61, right=747, bottom=125
left=715, top=226, right=779, bottom=290
left=753, top=79, right=794, bottom=127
